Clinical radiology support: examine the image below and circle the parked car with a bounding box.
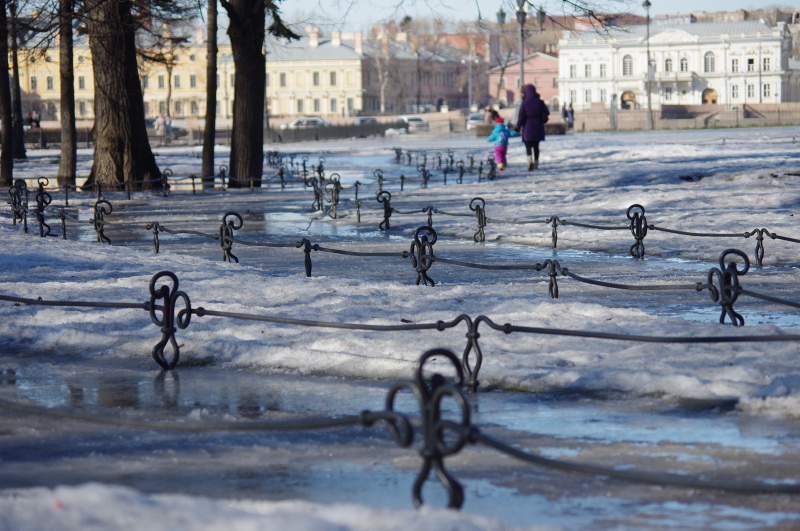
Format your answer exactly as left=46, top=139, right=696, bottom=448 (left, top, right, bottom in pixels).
left=353, top=117, right=378, bottom=126
left=280, top=117, right=331, bottom=130
left=397, top=115, right=429, bottom=133
left=465, top=112, right=485, bottom=131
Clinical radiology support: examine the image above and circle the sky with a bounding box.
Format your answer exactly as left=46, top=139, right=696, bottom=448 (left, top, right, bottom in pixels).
left=287, top=0, right=796, bottom=32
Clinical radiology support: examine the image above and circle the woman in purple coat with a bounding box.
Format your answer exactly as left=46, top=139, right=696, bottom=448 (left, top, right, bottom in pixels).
left=515, top=84, right=550, bottom=171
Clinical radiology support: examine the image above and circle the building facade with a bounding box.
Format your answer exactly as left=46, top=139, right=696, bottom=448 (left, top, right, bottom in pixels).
left=557, top=20, right=799, bottom=112
left=487, top=52, right=559, bottom=107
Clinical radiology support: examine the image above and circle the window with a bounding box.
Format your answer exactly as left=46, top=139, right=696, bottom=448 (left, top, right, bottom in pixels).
left=174, top=75, right=181, bottom=89
left=190, top=101, right=198, bottom=115
left=216, top=100, right=220, bottom=114
left=78, top=76, right=85, bottom=90
left=664, top=86, right=672, bottom=101
left=216, top=74, right=220, bottom=87
left=46, top=76, right=53, bottom=90
left=569, top=64, right=576, bottom=78
left=599, top=64, right=607, bottom=77
left=731, top=58, right=739, bottom=72
left=763, top=58, right=770, bottom=71
left=174, top=101, right=182, bottom=115
left=763, top=84, right=771, bottom=97
left=331, top=98, right=337, bottom=112
left=747, top=58, right=754, bottom=71
left=731, top=85, right=739, bottom=98
left=143, top=102, right=149, bottom=115
left=142, top=76, right=149, bottom=89
left=313, top=99, right=320, bottom=112
left=230, top=74, right=235, bottom=87
left=747, top=84, right=755, bottom=98
left=703, top=52, right=715, bottom=73
left=584, top=64, right=591, bottom=77
left=265, top=73, right=270, bottom=87
left=79, top=101, right=86, bottom=116
left=330, top=72, right=337, bottom=86
left=600, top=89, right=607, bottom=102
left=569, top=89, right=576, bottom=103
left=584, top=89, right=592, bottom=103
left=622, top=55, right=633, bottom=76
left=313, top=72, right=320, bottom=86
left=297, top=99, right=304, bottom=113
left=190, top=75, right=197, bottom=88
left=279, top=73, right=286, bottom=87
left=499, top=77, right=506, bottom=89
left=680, top=58, right=688, bottom=72
left=664, top=58, right=672, bottom=73
left=30, top=77, right=37, bottom=91
left=347, top=98, right=353, bottom=111
left=159, top=102, right=166, bottom=114
left=158, top=75, right=165, bottom=89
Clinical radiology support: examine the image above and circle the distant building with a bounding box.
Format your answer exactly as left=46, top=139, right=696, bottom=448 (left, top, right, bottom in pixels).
left=487, top=53, right=559, bottom=107
left=557, top=20, right=800, bottom=111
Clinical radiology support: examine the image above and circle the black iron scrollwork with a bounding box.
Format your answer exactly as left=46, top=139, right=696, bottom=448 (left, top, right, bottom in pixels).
left=219, top=211, right=243, bottom=263
left=546, top=216, right=564, bottom=249
left=373, top=169, right=384, bottom=193
left=377, top=190, right=392, bottom=230
left=744, top=228, right=776, bottom=267
left=148, top=271, right=192, bottom=370
left=627, top=204, right=648, bottom=258
left=306, top=176, right=323, bottom=211
left=35, top=180, right=52, bottom=237
left=146, top=221, right=162, bottom=253
left=93, top=198, right=113, bottom=245
left=219, top=165, right=228, bottom=190
left=469, top=197, right=486, bottom=242
left=296, top=238, right=313, bottom=277
left=161, top=169, right=172, bottom=197
left=325, top=174, right=341, bottom=219
left=385, top=348, right=471, bottom=508
left=9, top=179, right=29, bottom=231
left=706, top=249, right=748, bottom=326
left=410, top=226, right=437, bottom=286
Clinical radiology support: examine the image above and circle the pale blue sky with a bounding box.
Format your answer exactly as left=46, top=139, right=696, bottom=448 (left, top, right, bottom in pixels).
left=289, top=0, right=795, bottom=31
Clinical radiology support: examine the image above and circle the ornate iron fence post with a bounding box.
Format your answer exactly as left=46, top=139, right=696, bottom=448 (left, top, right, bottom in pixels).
left=296, top=238, right=313, bottom=277
left=457, top=161, right=465, bottom=184
left=477, top=161, right=484, bottom=182
left=627, top=204, right=648, bottom=258
left=148, top=271, right=192, bottom=370
left=93, top=198, right=113, bottom=245
left=468, top=154, right=475, bottom=173
left=705, top=249, right=749, bottom=326
left=394, top=147, right=402, bottom=164
left=58, top=208, right=66, bottom=239
left=219, top=211, right=242, bottom=263
left=9, top=179, right=28, bottom=230
left=410, top=226, right=436, bottom=286
left=219, top=165, right=228, bottom=190
left=547, top=216, right=561, bottom=249
left=400, top=174, right=405, bottom=191
left=325, top=174, right=341, bottom=219
left=146, top=221, right=162, bottom=253
left=745, top=228, right=776, bottom=267
left=486, top=156, right=496, bottom=181
left=378, top=191, right=392, bottom=231
left=306, top=177, right=323, bottom=212
left=35, top=178, right=52, bottom=237
left=189, top=175, right=196, bottom=195
left=423, top=205, right=434, bottom=227
left=355, top=199, right=362, bottom=223
left=406, top=151, right=413, bottom=165
left=317, top=156, right=325, bottom=180
left=442, top=167, right=449, bottom=185
left=373, top=169, right=384, bottom=193
left=385, top=349, right=471, bottom=508
left=161, top=169, right=172, bottom=197
left=95, top=173, right=106, bottom=201
left=470, top=197, right=486, bottom=242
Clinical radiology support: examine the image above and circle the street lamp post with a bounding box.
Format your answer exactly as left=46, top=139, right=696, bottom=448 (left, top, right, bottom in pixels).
left=496, top=8, right=506, bottom=107
left=515, top=0, right=527, bottom=94
left=643, top=0, right=653, bottom=130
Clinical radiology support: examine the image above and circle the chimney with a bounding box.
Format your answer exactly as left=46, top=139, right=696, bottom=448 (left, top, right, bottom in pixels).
left=332, top=31, right=341, bottom=46
left=306, top=26, right=320, bottom=47
left=195, top=28, right=204, bottom=45
left=355, top=32, right=363, bottom=55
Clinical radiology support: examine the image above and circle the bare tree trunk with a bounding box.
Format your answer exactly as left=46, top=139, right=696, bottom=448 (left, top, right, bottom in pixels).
left=222, top=0, right=265, bottom=188
left=9, top=0, right=26, bottom=161
left=85, top=0, right=160, bottom=190
left=201, top=0, right=217, bottom=188
left=0, top=4, right=12, bottom=186
left=57, top=0, right=76, bottom=186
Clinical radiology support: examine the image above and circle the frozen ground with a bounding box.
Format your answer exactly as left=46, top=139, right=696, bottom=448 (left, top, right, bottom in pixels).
left=1, top=126, right=800, bottom=528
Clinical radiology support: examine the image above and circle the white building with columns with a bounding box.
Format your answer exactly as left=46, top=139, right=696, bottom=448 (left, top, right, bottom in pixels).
left=557, top=20, right=800, bottom=111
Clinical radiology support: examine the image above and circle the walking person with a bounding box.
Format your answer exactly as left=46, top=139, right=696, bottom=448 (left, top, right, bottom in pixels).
left=486, top=117, right=518, bottom=171
left=515, top=84, right=550, bottom=171
left=154, top=115, right=166, bottom=145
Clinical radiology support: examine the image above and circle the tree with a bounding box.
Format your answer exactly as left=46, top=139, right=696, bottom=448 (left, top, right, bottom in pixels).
left=221, top=0, right=297, bottom=188
left=0, top=3, right=13, bottom=187
left=201, top=0, right=217, bottom=188
left=57, top=0, right=76, bottom=186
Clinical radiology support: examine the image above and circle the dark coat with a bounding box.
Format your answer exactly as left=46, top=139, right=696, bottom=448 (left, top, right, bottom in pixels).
left=516, top=85, right=549, bottom=143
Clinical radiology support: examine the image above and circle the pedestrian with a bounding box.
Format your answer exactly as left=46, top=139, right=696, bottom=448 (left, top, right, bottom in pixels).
left=515, top=84, right=550, bottom=171
left=484, top=106, right=499, bottom=125
left=31, top=110, right=40, bottom=128
left=487, top=117, right=518, bottom=171
left=154, top=115, right=166, bottom=145
left=566, top=103, right=574, bottom=131
left=164, top=115, right=172, bottom=144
